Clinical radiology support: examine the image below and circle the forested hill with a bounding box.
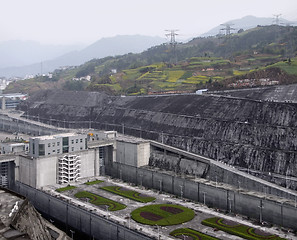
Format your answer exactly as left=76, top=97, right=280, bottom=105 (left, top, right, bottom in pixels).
left=5, top=25, right=297, bottom=95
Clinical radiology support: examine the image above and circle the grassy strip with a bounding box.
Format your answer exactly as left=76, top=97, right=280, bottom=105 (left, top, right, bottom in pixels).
left=56, top=185, right=77, bottom=192
left=170, top=228, right=220, bottom=240
left=131, top=204, right=195, bottom=226
left=74, top=191, right=126, bottom=211
left=202, top=217, right=286, bottom=240
left=84, top=180, right=104, bottom=185
left=101, top=186, right=155, bottom=203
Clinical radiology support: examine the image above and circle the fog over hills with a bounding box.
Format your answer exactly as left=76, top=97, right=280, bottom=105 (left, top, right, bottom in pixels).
left=0, top=35, right=165, bottom=78
left=200, top=15, right=296, bottom=36
left=0, top=40, right=84, bottom=68
left=1, top=15, right=296, bottom=78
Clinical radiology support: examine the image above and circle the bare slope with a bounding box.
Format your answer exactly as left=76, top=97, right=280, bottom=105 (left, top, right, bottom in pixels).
left=21, top=90, right=297, bottom=181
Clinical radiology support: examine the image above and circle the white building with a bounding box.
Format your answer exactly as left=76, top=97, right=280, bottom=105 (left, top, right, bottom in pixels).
left=0, top=142, right=29, bottom=155
left=29, top=133, right=87, bottom=158
left=14, top=131, right=150, bottom=189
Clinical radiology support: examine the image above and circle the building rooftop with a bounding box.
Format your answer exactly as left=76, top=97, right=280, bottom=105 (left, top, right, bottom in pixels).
left=31, top=132, right=85, bottom=141
left=116, top=134, right=150, bottom=144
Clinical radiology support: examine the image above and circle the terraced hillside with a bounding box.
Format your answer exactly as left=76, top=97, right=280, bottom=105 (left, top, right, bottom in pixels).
left=20, top=88, right=297, bottom=188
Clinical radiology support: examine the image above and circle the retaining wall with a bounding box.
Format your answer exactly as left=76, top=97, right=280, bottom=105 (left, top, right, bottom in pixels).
left=13, top=182, right=153, bottom=240
left=111, top=162, right=297, bottom=231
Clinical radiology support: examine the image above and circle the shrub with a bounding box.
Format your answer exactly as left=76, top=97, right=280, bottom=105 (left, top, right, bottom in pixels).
left=101, top=186, right=155, bottom=203
left=202, top=217, right=286, bottom=240
left=131, top=204, right=195, bottom=226
left=75, top=191, right=126, bottom=211
left=56, top=185, right=77, bottom=192
left=170, top=228, right=220, bottom=240
left=84, top=180, right=104, bottom=185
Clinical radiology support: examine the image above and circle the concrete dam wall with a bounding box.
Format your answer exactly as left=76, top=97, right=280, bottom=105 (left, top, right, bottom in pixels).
left=21, top=90, right=297, bottom=183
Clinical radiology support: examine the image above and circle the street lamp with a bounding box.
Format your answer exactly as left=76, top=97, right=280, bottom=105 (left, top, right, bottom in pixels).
left=202, top=192, right=206, bottom=205
left=70, top=229, right=75, bottom=239
left=105, top=205, right=109, bottom=219
left=180, top=185, right=183, bottom=198
left=228, top=197, right=233, bottom=213
left=159, top=180, right=162, bottom=192
left=155, top=224, right=160, bottom=240
left=258, top=200, right=264, bottom=223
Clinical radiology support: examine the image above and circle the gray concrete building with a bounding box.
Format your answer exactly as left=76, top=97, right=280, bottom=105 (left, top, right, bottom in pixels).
left=29, top=132, right=87, bottom=158
left=14, top=132, right=117, bottom=188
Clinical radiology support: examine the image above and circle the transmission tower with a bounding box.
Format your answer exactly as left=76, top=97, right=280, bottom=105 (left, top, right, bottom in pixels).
left=165, top=29, right=178, bottom=46
left=220, top=23, right=235, bottom=36
left=273, top=14, right=282, bottom=25
left=165, top=29, right=179, bottom=64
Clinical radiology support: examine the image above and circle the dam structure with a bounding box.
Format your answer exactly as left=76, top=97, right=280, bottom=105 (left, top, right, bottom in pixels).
left=19, top=87, right=297, bottom=190
left=0, top=85, right=297, bottom=238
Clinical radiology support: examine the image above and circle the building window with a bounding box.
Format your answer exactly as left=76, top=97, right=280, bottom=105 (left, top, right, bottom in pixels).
left=52, top=143, right=55, bottom=147
left=32, top=142, right=35, bottom=155
left=71, top=147, right=74, bottom=151
left=48, top=143, right=51, bottom=147
left=57, top=142, right=60, bottom=146
left=80, top=139, right=82, bottom=143
left=53, top=150, right=55, bottom=153
left=71, top=140, right=74, bottom=144
left=63, top=137, right=69, bottom=146
left=38, top=144, right=45, bottom=156
left=48, top=152, right=50, bottom=155
left=57, top=149, right=60, bottom=154
left=76, top=139, right=78, bottom=143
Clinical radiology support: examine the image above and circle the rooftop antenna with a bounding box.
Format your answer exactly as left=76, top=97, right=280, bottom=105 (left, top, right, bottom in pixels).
left=273, top=14, right=282, bottom=25
left=165, top=29, right=179, bottom=63
left=220, top=23, right=235, bottom=36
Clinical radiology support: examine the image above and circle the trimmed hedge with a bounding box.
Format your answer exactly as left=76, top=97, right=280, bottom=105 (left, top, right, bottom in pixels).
left=101, top=186, right=155, bottom=203
left=170, top=228, right=220, bottom=240
left=56, top=185, right=77, bottom=192
left=202, top=217, right=286, bottom=240
left=75, top=191, right=126, bottom=211
left=84, top=180, right=104, bottom=185
left=131, top=204, right=195, bottom=226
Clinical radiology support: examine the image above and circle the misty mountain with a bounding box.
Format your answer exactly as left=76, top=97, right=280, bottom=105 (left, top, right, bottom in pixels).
left=201, top=15, right=296, bottom=37
left=0, top=40, right=84, bottom=68
left=0, top=35, right=165, bottom=78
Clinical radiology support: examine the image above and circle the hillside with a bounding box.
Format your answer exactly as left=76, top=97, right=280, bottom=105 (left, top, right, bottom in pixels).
left=5, top=25, right=297, bottom=95
left=200, top=15, right=296, bottom=37
left=0, top=35, right=165, bottom=78
left=19, top=88, right=297, bottom=189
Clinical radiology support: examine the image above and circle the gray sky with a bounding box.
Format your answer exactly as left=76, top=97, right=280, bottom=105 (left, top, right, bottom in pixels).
left=1, top=0, right=297, bottom=45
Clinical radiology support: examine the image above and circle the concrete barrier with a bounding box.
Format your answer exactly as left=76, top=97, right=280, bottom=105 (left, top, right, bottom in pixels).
left=13, top=182, right=153, bottom=240
left=110, top=162, right=297, bottom=231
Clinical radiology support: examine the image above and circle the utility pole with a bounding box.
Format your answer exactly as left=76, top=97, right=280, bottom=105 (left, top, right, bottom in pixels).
left=165, top=29, right=179, bottom=64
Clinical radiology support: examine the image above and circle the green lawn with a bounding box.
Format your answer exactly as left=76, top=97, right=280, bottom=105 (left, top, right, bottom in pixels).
left=170, top=228, right=220, bottom=240
left=202, top=217, right=286, bottom=240
left=84, top=180, right=104, bottom=185
left=131, top=204, right=195, bottom=226
left=74, top=191, right=126, bottom=211
left=56, top=185, right=77, bottom=192
left=101, top=186, right=155, bottom=203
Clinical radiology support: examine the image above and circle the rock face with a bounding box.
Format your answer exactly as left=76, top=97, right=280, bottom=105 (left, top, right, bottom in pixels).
left=20, top=89, right=297, bottom=179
